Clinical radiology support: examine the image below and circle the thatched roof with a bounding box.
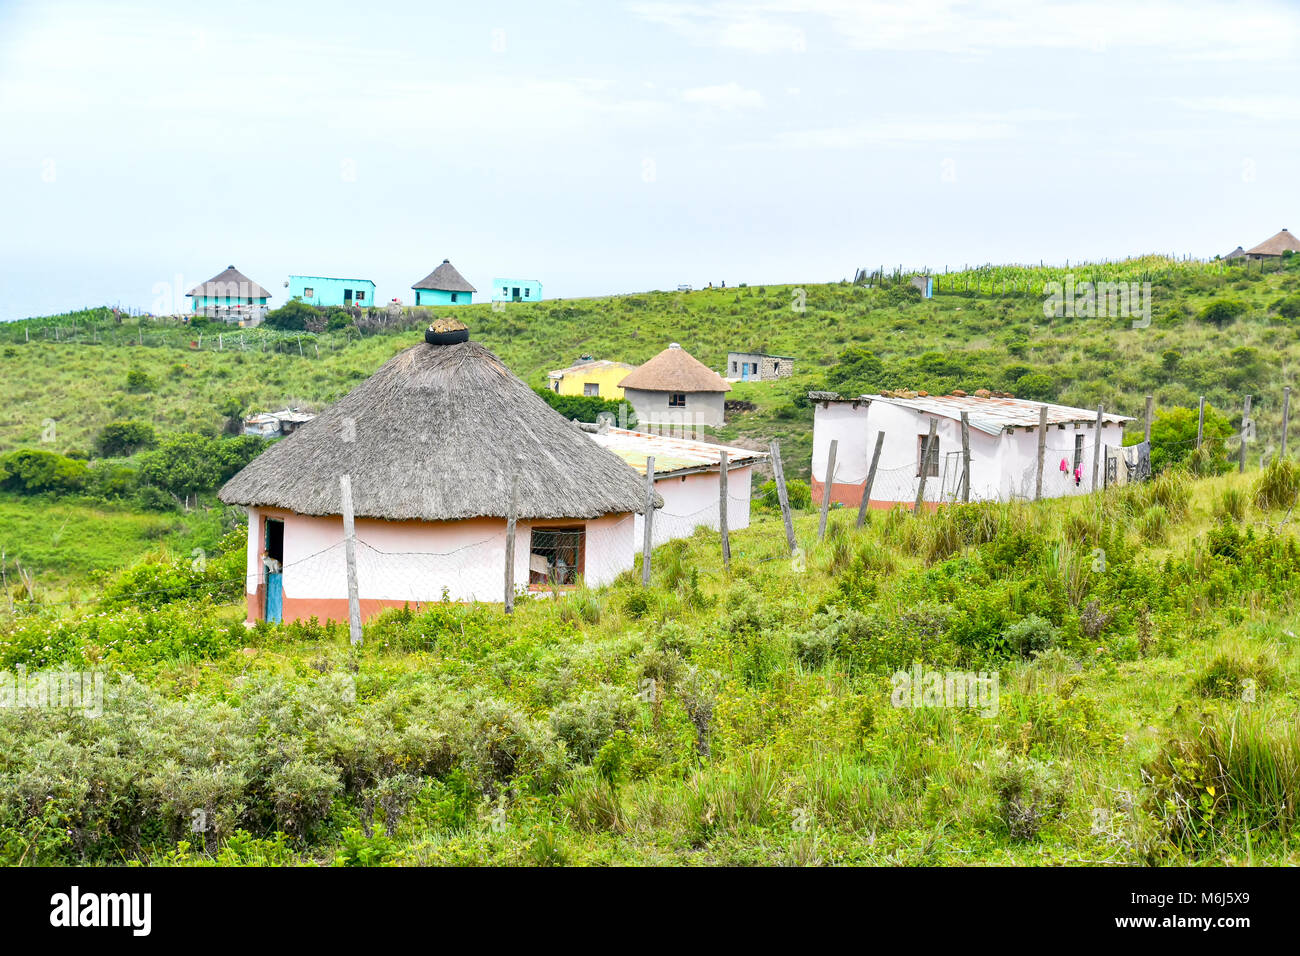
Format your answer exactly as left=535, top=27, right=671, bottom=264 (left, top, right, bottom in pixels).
left=218, top=339, right=657, bottom=521
left=1245, top=229, right=1300, bottom=257
left=619, top=344, right=731, bottom=393
left=1224, top=246, right=1246, bottom=260
left=412, top=259, right=477, bottom=292
left=186, top=265, right=271, bottom=299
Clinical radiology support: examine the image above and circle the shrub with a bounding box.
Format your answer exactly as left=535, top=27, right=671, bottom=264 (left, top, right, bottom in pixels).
left=1252, top=458, right=1300, bottom=511
left=1198, top=297, right=1248, bottom=328
left=1000, top=614, right=1060, bottom=657
left=1191, top=651, right=1279, bottom=699
left=263, top=299, right=314, bottom=331
left=94, top=420, right=156, bottom=458
left=991, top=753, right=1067, bottom=841
left=0, top=448, right=89, bottom=495
left=756, top=478, right=811, bottom=512
left=534, top=388, right=637, bottom=427
left=550, top=686, right=638, bottom=764
left=1146, top=711, right=1300, bottom=852
left=1272, top=293, right=1300, bottom=319
left=124, top=369, right=153, bottom=392
left=1014, top=371, right=1055, bottom=401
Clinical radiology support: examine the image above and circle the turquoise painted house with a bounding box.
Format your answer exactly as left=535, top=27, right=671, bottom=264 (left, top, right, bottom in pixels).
left=187, top=265, right=271, bottom=312
left=288, top=275, right=376, bottom=308
left=492, top=278, right=543, bottom=303
left=411, top=259, right=476, bottom=306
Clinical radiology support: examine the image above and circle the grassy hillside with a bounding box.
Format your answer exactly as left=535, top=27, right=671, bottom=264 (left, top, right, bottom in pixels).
left=2, top=466, right=1299, bottom=865
left=4, top=256, right=1299, bottom=482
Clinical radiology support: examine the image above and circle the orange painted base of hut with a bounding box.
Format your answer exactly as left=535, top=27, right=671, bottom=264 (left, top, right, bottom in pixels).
left=810, top=478, right=940, bottom=514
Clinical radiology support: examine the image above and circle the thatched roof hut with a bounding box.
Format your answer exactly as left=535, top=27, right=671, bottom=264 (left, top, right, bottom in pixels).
left=186, top=265, right=271, bottom=300
left=619, top=343, right=730, bottom=393
left=412, top=259, right=477, bottom=293
left=1245, top=228, right=1300, bottom=258
left=219, top=337, right=655, bottom=520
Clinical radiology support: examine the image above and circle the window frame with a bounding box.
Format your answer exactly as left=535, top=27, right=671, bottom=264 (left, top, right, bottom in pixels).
left=916, top=434, right=940, bottom=477
left=668, top=392, right=687, bottom=408
left=528, top=525, right=586, bottom=590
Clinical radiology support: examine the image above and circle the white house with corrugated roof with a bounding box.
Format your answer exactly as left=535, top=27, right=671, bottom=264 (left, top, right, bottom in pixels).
left=809, top=391, right=1133, bottom=510
left=581, top=424, right=766, bottom=546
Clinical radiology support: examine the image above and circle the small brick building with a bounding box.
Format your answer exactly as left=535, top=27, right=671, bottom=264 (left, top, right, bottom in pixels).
left=726, top=351, right=795, bottom=382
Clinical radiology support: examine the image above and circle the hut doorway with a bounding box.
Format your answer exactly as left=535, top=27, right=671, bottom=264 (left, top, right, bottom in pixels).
left=263, top=517, right=284, bottom=623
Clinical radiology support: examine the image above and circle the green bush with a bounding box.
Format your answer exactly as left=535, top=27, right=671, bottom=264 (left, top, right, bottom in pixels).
left=263, top=299, right=315, bottom=331
left=991, top=753, right=1067, bottom=841
left=0, top=448, right=89, bottom=495
left=1198, top=297, right=1248, bottom=328
left=124, top=368, right=154, bottom=392
left=94, top=420, right=156, bottom=458
left=533, top=388, right=637, bottom=427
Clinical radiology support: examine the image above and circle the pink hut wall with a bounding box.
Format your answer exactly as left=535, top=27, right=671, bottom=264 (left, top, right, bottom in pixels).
left=244, top=507, right=636, bottom=624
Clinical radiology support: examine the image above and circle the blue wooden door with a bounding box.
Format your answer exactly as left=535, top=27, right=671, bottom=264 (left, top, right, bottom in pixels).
left=265, top=572, right=283, bottom=623
left=741, top=364, right=749, bottom=381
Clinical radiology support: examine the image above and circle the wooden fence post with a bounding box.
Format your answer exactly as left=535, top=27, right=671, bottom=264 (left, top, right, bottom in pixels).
left=504, top=475, right=518, bottom=614
left=1091, top=405, right=1104, bottom=492
left=960, top=412, right=971, bottom=503
left=1240, top=395, right=1252, bottom=473
left=1144, top=394, right=1154, bottom=444
left=1035, top=404, right=1048, bottom=500
left=770, top=440, right=797, bottom=554
left=338, top=475, right=363, bottom=647
left=856, top=431, right=885, bottom=528
left=914, top=418, right=937, bottom=514
left=1283, top=387, right=1291, bottom=459
left=718, top=451, right=731, bottom=571
left=641, top=456, right=656, bottom=586
left=818, top=439, right=838, bottom=541
left=1197, top=396, right=1205, bottom=449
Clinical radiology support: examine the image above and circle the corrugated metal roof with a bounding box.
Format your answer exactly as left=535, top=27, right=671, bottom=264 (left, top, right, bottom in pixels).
left=817, top=393, right=1133, bottom=436
left=585, top=427, right=767, bottom=476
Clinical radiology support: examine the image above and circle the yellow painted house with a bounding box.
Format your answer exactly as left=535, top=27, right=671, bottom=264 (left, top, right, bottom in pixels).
left=547, top=358, right=636, bottom=400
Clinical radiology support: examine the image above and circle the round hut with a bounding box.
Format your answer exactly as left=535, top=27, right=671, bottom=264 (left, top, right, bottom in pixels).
left=219, top=326, right=657, bottom=623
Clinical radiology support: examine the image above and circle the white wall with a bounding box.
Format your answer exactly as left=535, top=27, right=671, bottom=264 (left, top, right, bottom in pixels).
left=811, top=401, right=1128, bottom=505
left=633, top=465, right=753, bottom=547
left=624, top=388, right=726, bottom=428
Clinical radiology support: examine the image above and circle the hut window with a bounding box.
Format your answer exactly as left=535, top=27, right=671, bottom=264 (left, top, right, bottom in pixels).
left=584, top=383, right=600, bottom=397
left=356, top=290, right=366, bottom=301
left=451, top=293, right=460, bottom=303
left=304, top=288, right=314, bottom=298
left=916, top=434, right=939, bottom=477
left=669, top=393, right=687, bottom=408
left=1074, top=434, right=1085, bottom=471
left=529, top=527, right=584, bottom=587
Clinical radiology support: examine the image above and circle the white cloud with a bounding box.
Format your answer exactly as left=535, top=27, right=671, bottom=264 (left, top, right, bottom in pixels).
left=741, top=109, right=1075, bottom=149
left=681, top=82, right=765, bottom=109
left=628, top=0, right=1299, bottom=61
left=1174, top=96, right=1300, bottom=122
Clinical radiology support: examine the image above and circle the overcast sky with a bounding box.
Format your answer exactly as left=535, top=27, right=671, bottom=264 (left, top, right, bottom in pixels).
left=1, top=0, right=1297, bottom=320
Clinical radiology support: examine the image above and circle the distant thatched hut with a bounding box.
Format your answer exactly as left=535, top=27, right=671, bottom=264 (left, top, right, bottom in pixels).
left=1244, top=228, right=1300, bottom=260
left=619, top=343, right=731, bottom=428
left=219, top=330, right=656, bottom=623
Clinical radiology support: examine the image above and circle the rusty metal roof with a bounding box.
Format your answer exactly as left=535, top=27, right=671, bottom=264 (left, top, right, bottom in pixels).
left=585, top=427, right=767, bottom=476
left=816, top=393, right=1133, bottom=437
